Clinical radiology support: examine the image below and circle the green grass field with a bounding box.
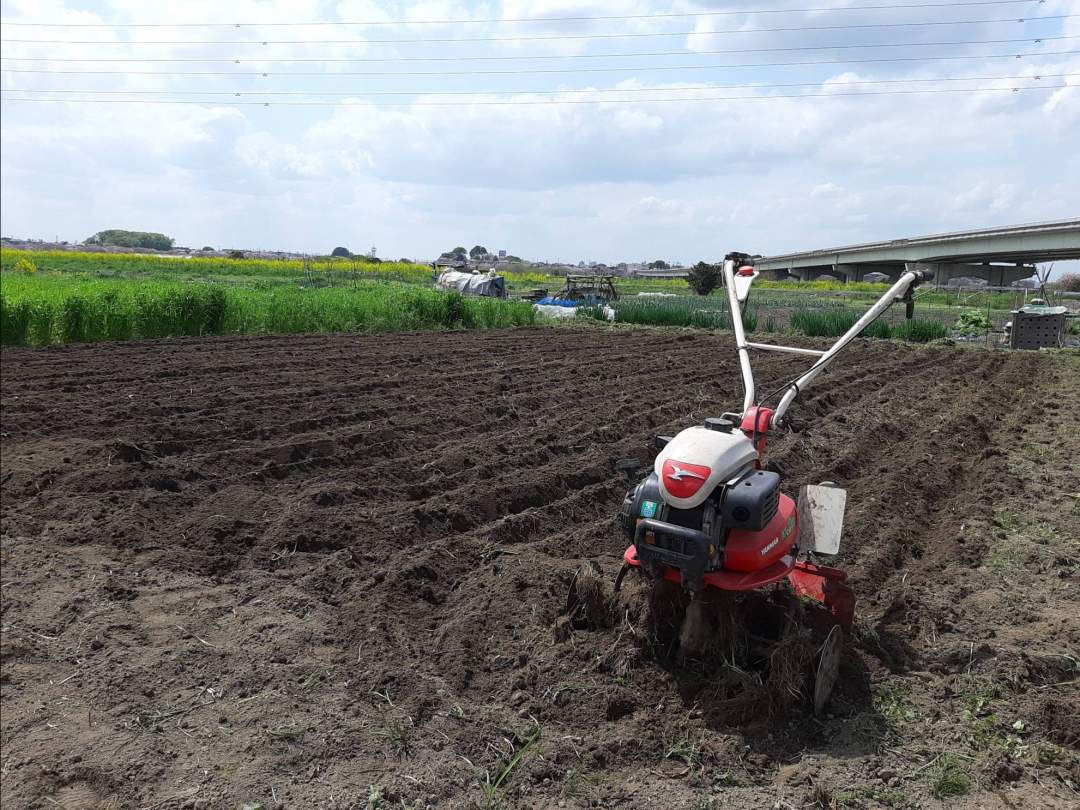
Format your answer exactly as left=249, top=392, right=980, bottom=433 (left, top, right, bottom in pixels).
left=0, top=273, right=535, bottom=346
left=0, top=247, right=1026, bottom=346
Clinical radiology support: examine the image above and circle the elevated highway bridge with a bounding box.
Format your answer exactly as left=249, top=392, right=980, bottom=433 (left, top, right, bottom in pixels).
left=753, top=219, right=1080, bottom=285
left=634, top=219, right=1080, bottom=285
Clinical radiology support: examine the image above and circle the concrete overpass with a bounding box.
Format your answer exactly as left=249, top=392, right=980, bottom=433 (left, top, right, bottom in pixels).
left=753, top=219, right=1080, bottom=286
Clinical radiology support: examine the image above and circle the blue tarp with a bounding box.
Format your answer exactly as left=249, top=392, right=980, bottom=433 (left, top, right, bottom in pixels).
left=536, top=294, right=607, bottom=307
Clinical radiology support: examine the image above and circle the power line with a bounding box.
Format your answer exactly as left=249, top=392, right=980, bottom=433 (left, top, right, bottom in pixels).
left=1, top=36, right=1072, bottom=63
left=2, top=15, right=1073, bottom=45
left=5, top=74, right=1070, bottom=98
left=0, top=1, right=1046, bottom=28
left=0, top=85, right=1066, bottom=107
left=4, top=49, right=1077, bottom=77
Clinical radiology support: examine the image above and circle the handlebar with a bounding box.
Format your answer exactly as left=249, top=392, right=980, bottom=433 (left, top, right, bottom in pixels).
left=721, top=258, right=935, bottom=427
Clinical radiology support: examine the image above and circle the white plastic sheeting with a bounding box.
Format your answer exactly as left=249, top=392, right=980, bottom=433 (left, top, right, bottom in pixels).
left=435, top=270, right=507, bottom=298
left=534, top=304, right=616, bottom=321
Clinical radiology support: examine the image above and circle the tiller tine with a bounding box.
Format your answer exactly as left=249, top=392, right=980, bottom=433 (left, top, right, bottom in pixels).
left=813, top=624, right=843, bottom=717
left=787, top=561, right=855, bottom=630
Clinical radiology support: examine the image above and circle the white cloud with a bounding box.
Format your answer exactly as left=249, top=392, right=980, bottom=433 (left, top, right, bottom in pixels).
left=1, top=0, right=1078, bottom=262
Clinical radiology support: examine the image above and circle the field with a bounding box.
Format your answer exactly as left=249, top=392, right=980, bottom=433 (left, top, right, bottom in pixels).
left=6, top=247, right=1063, bottom=349
left=0, top=275, right=536, bottom=345
left=2, top=328, right=1078, bottom=809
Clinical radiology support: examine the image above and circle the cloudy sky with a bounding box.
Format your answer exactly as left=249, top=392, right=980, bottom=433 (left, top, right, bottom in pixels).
left=1, top=0, right=1078, bottom=264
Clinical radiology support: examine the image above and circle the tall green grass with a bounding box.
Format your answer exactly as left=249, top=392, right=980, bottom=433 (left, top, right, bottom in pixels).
left=0, top=275, right=535, bottom=346
left=890, top=319, right=950, bottom=343
left=591, top=299, right=758, bottom=331
left=790, top=308, right=947, bottom=342
left=583, top=298, right=948, bottom=342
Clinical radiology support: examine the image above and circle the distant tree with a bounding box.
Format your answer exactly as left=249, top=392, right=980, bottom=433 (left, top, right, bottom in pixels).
left=1054, top=272, right=1080, bottom=292
left=201, top=245, right=214, bottom=252
left=85, top=229, right=174, bottom=251
left=687, top=261, right=721, bottom=296
left=398, top=257, right=412, bottom=264
left=648, top=259, right=670, bottom=270
left=226, top=249, right=245, bottom=260
left=440, top=246, right=469, bottom=261
left=469, top=245, right=488, bottom=259
left=331, top=246, right=351, bottom=257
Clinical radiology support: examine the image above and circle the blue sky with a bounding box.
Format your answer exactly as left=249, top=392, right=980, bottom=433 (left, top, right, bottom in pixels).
left=1, top=0, right=1078, bottom=266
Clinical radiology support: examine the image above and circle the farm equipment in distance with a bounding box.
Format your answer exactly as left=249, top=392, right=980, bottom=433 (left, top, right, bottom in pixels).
left=603, top=252, right=934, bottom=713
left=554, top=274, right=619, bottom=305
left=534, top=274, right=620, bottom=319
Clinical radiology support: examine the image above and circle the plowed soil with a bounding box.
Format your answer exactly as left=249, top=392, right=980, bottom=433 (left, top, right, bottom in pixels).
left=2, top=328, right=1078, bottom=810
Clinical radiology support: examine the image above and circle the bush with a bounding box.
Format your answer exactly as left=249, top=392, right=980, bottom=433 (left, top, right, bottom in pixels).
left=686, top=261, right=721, bottom=296
left=331, top=246, right=351, bottom=257
left=13, top=257, right=37, bottom=274
left=954, top=309, right=992, bottom=333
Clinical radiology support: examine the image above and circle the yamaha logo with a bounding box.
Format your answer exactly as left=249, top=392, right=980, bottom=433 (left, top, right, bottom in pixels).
left=667, top=464, right=706, bottom=482
left=661, top=459, right=712, bottom=499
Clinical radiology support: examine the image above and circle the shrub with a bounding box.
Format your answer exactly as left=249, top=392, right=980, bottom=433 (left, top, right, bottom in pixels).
left=331, top=246, right=351, bottom=258
left=686, top=261, right=721, bottom=296
left=13, top=257, right=37, bottom=274
left=954, top=309, right=992, bottom=333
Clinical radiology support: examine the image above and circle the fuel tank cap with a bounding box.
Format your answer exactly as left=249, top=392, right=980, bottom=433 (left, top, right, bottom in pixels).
left=704, top=417, right=733, bottom=433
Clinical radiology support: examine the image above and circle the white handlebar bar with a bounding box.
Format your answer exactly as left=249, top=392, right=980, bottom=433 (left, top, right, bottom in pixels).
left=721, top=257, right=930, bottom=426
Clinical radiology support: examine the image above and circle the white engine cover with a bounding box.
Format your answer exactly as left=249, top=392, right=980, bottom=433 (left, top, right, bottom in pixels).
left=655, top=425, right=759, bottom=509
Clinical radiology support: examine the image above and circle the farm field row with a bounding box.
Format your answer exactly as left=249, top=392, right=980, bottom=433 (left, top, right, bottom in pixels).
left=0, top=274, right=535, bottom=345
left=1, top=328, right=1077, bottom=808
left=1, top=271, right=1000, bottom=347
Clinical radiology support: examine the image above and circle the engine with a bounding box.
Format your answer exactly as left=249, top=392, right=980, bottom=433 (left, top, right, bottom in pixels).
left=619, top=417, right=787, bottom=591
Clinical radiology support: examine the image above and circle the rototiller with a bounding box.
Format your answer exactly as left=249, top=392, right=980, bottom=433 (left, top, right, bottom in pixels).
left=615, top=253, right=933, bottom=710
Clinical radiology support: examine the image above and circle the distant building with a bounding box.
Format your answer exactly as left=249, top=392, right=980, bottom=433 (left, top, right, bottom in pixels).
left=434, top=256, right=467, bottom=270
